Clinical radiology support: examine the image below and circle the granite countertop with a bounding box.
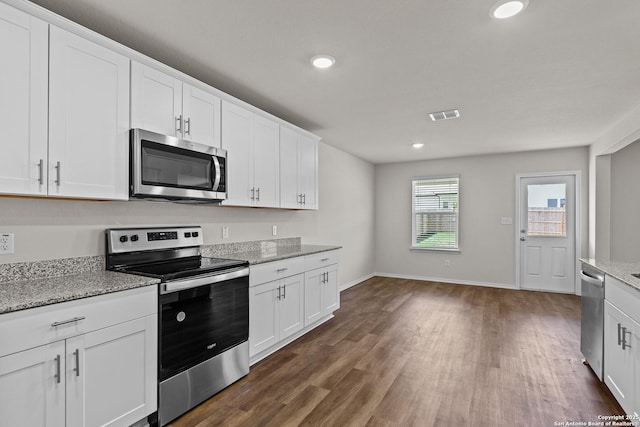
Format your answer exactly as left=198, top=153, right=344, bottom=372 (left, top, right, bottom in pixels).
left=580, top=258, right=640, bottom=292
left=0, top=256, right=159, bottom=315
left=201, top=237, right=340, bottom=265
left=222, top=244, right=341, bottom=265
left=0, top=238, right=338, bottom=315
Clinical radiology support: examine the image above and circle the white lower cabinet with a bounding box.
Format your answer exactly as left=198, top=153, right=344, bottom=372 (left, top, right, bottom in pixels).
left=604, top=274, right=640, bottom=418
left=0, top=286, right=157, bottom=427
left=249, top=273, right=304, bottom=357
left=249, top=250, right=340, bottom=362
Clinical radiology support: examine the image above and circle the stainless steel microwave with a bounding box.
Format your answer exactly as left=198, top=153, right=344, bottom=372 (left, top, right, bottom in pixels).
left=130, top=128, right=227, bottom=203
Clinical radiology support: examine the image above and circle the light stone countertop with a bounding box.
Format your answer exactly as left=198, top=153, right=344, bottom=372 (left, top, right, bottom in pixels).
left=0, top=238, right=338, bottom=315
left=0, top=270, right=159, bottom=315
left=580, top=258, right=640, bottom=292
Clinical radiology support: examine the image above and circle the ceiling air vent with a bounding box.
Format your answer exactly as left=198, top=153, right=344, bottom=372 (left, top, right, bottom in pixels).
left=429, top=109, right=460, bottom=121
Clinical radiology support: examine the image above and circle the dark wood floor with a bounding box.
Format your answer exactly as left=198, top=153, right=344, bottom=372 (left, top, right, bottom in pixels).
left=168, top=277, right=623, bottom=427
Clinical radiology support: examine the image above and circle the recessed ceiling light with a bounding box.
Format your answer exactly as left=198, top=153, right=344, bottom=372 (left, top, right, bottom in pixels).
left=311, top=55, right=335, bottom=69
left=490, top=0, right=528, bottom=19
left=412, top=143, right=424, bottom=149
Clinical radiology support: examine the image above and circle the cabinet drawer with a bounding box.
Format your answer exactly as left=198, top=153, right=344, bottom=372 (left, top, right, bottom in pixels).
left=606, top=274, right=640, bottom=324
left=250, top=257, right=305, bottom=286
left=0, top=286, right=157, bottom=358
left=305, top=250, right=339, bottom=271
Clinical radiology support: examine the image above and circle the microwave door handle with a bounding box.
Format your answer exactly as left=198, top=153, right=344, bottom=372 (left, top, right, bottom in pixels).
left=212, top=156, right=221, bottom=191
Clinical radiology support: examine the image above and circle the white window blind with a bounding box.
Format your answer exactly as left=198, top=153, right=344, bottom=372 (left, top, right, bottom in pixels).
left=411, top=176, right=459, bottom=250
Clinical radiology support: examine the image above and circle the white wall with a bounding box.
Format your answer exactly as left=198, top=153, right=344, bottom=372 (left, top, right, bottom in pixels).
left=374, top=147, right=589, bottom=288
left=609, top=141, right=640, bottom=262
left=0, top=143, right=376, bottom=288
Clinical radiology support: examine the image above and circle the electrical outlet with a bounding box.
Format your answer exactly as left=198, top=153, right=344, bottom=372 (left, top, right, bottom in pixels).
left=501, top=217, right=513, bottom=225
left=0, top=233, right=15, bottom=255
left=222, top=226, right=229, bottom=239
left=272, top=225, right=278, bottom=236
left=444, top=259, right=451, bottom=267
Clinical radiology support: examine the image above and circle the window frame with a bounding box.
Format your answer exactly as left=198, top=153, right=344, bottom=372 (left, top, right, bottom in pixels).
left=411, top=174, right=460, bottom=252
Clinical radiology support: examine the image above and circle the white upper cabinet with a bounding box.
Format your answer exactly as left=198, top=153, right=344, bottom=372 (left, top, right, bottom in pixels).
left=48, top=26, right=130, bottom=200
left=221, top=100, right=280, bottom=207
left=280, top=126, right=319, bottom=210
left=0, top=3, right=48, bottom=196
left=131, top=61, right=221, bottom=147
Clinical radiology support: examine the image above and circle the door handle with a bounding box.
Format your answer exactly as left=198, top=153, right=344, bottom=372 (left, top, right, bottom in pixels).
left=520, top=237, right=526, bottom=242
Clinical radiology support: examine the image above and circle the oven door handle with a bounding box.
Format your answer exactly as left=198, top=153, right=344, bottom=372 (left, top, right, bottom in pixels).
left=160, top=267, right=249, bottom=294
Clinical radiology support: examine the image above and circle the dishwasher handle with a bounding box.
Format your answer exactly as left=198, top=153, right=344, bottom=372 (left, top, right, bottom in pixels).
left=580, top=270, right=604, bottom=287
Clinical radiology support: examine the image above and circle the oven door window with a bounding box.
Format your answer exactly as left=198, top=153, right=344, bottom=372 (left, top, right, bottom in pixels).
left=141, top=140, right=213, bottom=190
left=159, top=276, right=249, bottom=380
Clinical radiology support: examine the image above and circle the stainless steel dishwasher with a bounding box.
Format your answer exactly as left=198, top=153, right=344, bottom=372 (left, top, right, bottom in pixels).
left=580, top=263, right=605, bottom=381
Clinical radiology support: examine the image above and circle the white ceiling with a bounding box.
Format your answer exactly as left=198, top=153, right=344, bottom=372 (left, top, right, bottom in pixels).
left=30, top=0, right=640, bottom=164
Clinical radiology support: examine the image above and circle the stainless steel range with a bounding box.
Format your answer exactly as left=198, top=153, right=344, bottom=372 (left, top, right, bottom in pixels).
left=105, top=226, right=249, bottom=426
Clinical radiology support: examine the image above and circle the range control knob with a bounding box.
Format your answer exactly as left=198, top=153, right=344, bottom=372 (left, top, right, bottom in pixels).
left=119, top=235, right=128, bottom=243
left=130, top=234, right=139, bottom=242
left=192, top=231, right=199, bottom=238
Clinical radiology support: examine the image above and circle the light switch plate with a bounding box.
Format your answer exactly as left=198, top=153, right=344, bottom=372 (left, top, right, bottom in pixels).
left=501, top=217, right=513, bottom=225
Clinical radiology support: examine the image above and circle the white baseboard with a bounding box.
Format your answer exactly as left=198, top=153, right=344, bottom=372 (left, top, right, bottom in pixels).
left=340, top=273, right=375, bottom=292
left=373, top=272, right=518, bottom=290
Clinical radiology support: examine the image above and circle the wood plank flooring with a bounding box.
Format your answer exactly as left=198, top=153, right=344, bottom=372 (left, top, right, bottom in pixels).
left=168, top=277, right=623, bottom=426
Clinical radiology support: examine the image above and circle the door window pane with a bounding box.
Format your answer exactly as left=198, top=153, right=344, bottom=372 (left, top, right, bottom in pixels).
left=527, top=184, right=566, bottom=237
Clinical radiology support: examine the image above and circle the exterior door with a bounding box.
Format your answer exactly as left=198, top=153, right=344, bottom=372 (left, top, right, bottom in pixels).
left=518, top=174, right=576, bottom=293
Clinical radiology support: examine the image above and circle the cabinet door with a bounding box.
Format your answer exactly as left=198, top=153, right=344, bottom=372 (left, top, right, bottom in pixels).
left=253, top=115, right=280, bottom=208
left=279, top=126, right=301, bottom=208
left=279, top=274, right=305, bottom=340
left=183, top=84, right=221, bottom=147
left=304, top=270, right=323, bottom=327
left=48, top=26, right=129, bottom=200
left=604, top=301, right=636, bottom=414
left=249, top=280, right=279, bottom=357
left=322, top=265, right=340, bottom=314
left=222, top=100, right=253, bottom=206
left=0, top=3, right=48, bottom=196
left=0, top=341, right=65, bottom=427
left=131, top=61, right=182, bottom=137
left=298, top=135, right=319, bottom=210
left=66, top=315, right=157, bottom=427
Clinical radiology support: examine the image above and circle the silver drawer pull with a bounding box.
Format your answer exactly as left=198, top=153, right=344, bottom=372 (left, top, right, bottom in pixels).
left=276, top=268, right=288, bottom=273
left=321, top=258, right=330, bottom=262
left=51, top=316, right=85, bottom=328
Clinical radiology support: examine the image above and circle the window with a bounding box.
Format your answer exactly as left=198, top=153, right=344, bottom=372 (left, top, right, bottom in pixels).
left=412, top=175, right=459, bottom=250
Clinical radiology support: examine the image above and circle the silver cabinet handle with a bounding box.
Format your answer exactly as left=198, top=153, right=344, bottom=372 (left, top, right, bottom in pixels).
left=54, top=354, right=61, bottom=384
left=176, top=114, right=183, bottom=135
left=73, top=349, right=80, bottom=377
left=618, top=323, right=623, bottom=346
left=303, top=194, right=306, bottom=205
left=276, top=268, right=288, bottom=273
left=51, top=316, right=85, bottom=328
left=283, top=284, right=286, bottom=299
left=185, top=117, right=191, bottom=136
left=38, top=159, right=44, bottom=185
left=54, top=161, right=61, bottom=186
left=622, top=327, right=632, bottom=350
left=256, top=187, right=260, bottom=201
left=277, top=285, right=281, bottom=300
left=251, top=187, right=255, bottom=201
left=298, top=193, right=303, bottom=204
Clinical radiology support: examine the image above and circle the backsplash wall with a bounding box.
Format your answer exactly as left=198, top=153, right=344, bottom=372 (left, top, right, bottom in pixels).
left=0, top=143, right=376, bottom=288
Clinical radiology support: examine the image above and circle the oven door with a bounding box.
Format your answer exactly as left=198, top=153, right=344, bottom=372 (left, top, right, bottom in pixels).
left=130, top=128, right=226, bottom=201
left=159, top=267, right=249, bottom=381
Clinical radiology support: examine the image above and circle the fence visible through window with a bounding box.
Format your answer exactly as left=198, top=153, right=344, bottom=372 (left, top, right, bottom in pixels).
left=527, top=208, right=566, bottom=236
